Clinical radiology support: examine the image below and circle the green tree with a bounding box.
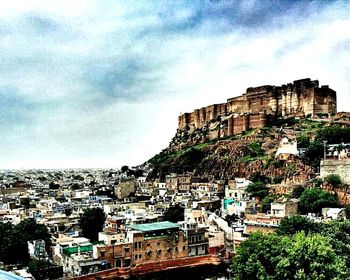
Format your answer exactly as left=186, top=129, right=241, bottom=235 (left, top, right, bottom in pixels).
left=275, top=232, right=349, bottom=280
left=14, top=219, right=51, bottom=246
left=80, top=208, right=106, bottom=242
left=231, top=232, right=289, bottom=279
left=249, top=172, right=271, bottom=184
left=277, top=215, right=316, bottom=235
left=312, top=178, right=323, bottom=188
left=231, top=231, right=350, bottom=280
left=302, top=141, right=324, bottom=168
left=315, top=125, right=350, bottom=144
left=163, top=204, right=184, bottom=223
left=0, top=219, right=51, bottom=265
left=298, top=188, right=338, bottom=214
left=246, top=182, right=269, bottom=200
left=324, top=174, right=342, bottom=186
left=291, top=185, right=305, bottom=198
left=296, top=134, right=310, bottom=148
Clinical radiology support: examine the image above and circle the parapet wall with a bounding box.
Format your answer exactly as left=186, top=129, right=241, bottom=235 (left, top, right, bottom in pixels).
left=178, top=78, right=337, bottom=133
left=69, top=255, right=221, bottom=280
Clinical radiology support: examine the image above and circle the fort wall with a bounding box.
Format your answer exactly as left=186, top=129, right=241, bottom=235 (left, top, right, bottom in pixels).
left=178, top=78, right=337, bottom=135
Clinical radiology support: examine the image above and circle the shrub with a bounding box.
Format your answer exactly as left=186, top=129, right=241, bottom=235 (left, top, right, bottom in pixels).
left=324, top=174, right=342, bottom=186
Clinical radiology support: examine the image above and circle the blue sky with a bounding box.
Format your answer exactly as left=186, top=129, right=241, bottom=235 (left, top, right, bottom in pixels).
left=0, top=0, right=349, bottom=169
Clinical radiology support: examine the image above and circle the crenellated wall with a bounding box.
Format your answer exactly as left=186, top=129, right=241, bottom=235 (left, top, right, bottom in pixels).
left=178, top=78, right=337, bottom=134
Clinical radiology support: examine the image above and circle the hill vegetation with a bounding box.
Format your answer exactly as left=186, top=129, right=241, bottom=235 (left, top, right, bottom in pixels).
left=148, top=117, right=350, bottom=182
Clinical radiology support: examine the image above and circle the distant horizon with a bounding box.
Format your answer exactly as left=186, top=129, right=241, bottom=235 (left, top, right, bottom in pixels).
left=1, top=0, right=350, bottom=169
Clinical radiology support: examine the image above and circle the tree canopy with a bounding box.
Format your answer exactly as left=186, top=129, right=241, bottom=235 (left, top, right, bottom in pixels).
left=276, top=215, right=316, bottom=235
left=231, top=231, right=349, bottom=280
left=324, top=174, right=342, bottom=186
left=0, top=219, right=51, bottom=265
left=315, top=125, right=350, bottom=144
left=246, top=182, right=269, bottom=200
left=276, top=218, right=350, bottom=268
left=298, top=188, right=338, bottom=214
left=79, top=208, right=106, bottom=242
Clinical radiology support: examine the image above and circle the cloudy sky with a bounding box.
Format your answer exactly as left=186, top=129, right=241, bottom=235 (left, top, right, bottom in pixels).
left=0, top=0, right=349, bottom=169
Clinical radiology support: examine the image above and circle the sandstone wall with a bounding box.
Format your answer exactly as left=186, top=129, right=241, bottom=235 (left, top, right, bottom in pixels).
left=322, top=184, right=350, bottom=205
left=320, top=159, right=350, bottom=185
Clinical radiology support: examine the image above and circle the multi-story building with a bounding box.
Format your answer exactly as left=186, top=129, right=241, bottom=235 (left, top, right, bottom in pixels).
left=180, top=222, right=208, bottom=257
left=127, top=221, right=188, bottom=265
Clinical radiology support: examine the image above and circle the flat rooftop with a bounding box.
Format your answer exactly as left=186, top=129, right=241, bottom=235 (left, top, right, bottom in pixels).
left=127, top=221, right=179, bottom=232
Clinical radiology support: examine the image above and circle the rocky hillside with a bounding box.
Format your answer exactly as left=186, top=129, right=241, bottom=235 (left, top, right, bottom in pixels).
left=147, top=115, right=350, bottom=183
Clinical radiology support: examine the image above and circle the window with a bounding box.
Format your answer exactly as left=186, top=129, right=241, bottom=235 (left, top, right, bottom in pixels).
left=157, top=249, right=162, bottom=255
left=124, top=247, right=130, bottom=253
left=139, top=254, right=142, bottom=259
left=100, top=251, right=105, bottom=257
left=183, top=246, right=186, bottom=251
left=135, top=254, right=138, bottom=259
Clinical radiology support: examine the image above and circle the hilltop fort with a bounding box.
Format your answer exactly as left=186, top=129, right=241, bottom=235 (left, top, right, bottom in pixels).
left=178, top=78, right=336, bottom=137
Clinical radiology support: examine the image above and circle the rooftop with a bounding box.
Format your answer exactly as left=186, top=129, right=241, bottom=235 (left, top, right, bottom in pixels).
left=127, top=221, right=179, bottom=232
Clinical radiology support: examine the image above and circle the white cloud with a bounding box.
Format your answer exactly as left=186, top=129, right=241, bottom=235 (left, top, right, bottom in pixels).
left=0, top=0, right=349, bottom=169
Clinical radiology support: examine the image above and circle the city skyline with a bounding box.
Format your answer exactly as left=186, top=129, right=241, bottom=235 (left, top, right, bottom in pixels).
left=1, top=0, right=350, bottom=169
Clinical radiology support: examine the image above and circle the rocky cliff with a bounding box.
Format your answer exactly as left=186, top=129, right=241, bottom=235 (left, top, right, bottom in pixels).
left=148, top=118, right=319, bottom=181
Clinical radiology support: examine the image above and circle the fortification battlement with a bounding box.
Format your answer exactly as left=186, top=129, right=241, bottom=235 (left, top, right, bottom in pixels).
left=178, top=78, right=337, bottom=134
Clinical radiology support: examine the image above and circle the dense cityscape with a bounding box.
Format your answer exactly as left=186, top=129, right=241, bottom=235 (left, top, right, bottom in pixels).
left=2, top=1, right=350, bottom=280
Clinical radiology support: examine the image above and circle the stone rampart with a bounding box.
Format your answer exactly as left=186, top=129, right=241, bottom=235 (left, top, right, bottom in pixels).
left=178, top=78, right=337, bottom=134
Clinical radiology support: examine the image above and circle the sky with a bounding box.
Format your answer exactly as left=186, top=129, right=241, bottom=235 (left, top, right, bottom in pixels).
left=0, top=0, right=350, bottom=169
